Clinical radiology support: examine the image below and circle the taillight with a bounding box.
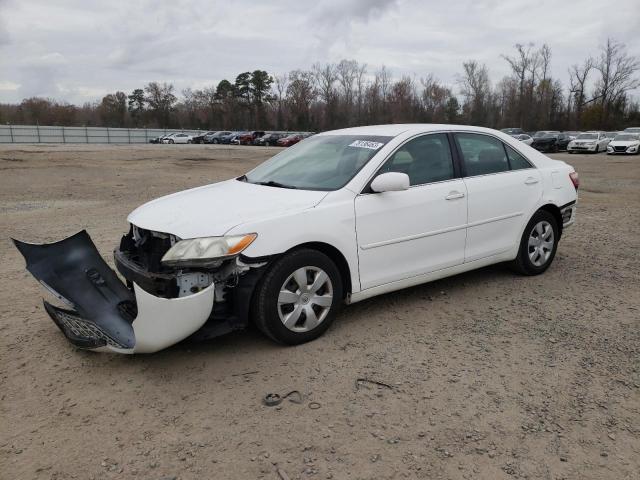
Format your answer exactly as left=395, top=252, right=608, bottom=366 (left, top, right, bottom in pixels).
left=569, top=171, right=579, bottom=190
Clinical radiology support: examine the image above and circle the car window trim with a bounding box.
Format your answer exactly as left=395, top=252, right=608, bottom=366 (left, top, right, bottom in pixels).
left=360, top=131, right=460, bottom=194
left=451, top=131, right=535, bottom=178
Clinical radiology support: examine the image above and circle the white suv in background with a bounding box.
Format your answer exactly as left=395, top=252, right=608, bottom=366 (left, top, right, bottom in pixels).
left=567, top=131, right=610, bottom=153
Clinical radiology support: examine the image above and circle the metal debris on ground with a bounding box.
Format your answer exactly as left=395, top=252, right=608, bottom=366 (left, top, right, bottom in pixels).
left=355, top=377, right=396, bottom=391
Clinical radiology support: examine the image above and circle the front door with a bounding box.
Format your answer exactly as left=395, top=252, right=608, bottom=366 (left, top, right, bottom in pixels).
left=355, top=133, right=468, bottom=290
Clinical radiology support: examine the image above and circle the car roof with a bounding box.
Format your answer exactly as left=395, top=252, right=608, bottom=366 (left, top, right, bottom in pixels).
left=317, top=124, right=522, bottom=138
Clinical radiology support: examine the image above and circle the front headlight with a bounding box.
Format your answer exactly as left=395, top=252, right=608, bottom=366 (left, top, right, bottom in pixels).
left=161, top=233, right=257, bottom=267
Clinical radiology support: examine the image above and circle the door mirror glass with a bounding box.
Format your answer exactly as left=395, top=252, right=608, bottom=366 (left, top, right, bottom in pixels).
left=371, top=172, right=410, bottom=193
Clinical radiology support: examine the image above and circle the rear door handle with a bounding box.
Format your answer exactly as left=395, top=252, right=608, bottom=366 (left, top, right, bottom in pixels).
left=524, top=177, right=539, bottom=185
left=445, top=191, right=465, bottom=200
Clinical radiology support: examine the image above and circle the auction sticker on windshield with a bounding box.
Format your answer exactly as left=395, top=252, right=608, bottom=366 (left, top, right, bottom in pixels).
left=348, top=140, right=385, bottom=150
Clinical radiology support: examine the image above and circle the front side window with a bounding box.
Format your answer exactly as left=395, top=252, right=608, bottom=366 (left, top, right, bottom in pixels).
left=378, top=133, right=454, bottom=186
left=455, top=133, right=509, bottom=176
left=244, top=135, right=393, bottom=191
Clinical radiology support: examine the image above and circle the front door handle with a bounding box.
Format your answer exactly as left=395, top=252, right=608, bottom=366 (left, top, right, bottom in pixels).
left=445, top=191, right=465, bottom=200
left=525, top=177, right=539, bottom=185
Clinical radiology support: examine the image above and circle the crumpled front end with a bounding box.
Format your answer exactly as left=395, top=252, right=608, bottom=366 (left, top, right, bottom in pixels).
left=13, top=229, right=264, bottom=354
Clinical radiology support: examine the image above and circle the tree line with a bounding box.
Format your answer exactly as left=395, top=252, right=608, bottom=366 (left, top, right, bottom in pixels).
left=1, top=38, right=638, bottom=132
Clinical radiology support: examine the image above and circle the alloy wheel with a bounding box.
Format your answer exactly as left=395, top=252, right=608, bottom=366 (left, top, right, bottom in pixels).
left=528, top=221, right=554, bottom=267
left=277, top=266, right=333, bottom=332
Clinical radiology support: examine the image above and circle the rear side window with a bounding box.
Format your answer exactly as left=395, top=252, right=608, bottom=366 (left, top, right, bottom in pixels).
left=455, top=133, right=509, bottom=176
left=380, top=133, right=454, bottom=186
left=505, top=145, right=533, bottom=170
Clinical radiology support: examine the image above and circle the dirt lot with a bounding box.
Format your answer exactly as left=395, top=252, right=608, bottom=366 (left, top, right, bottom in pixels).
left=1, top=144, right=638, bottom=480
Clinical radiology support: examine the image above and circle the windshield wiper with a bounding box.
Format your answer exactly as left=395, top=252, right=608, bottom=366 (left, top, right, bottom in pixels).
left=254, top=180, right=297, bottom=189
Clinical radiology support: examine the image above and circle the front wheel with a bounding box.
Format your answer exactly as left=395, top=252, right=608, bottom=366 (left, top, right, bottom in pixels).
left=187, top=139, right=193, bottom=144
left=252, top=249, right=343, bottom=345
left=512, top=210, right=559, bottom=275
left=169, top=139, right=174, bottom=144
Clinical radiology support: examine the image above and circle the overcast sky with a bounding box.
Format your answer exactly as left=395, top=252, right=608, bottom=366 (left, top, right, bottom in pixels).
left=1, top=0, right=639, bottom=104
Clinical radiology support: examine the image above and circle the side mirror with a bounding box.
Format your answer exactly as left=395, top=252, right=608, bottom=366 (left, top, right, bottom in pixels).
left=370, top=172, right=410, bottom=193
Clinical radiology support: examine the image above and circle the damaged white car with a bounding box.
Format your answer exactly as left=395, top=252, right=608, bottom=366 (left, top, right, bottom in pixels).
left=14, top=124, right=578, bottom=354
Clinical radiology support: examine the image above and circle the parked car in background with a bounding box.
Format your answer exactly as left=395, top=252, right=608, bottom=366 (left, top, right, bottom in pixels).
left=623, top=127, right=640, bottom=134
left=564, top=131, right=581, bottom=140
left=604, top=132, right=619, bottom=140
left=149, top=135, right=164, bottom=144
left=531, top=132, right=564, bottom=152
left=277, top=134, right=303, bottom=147
left=501, top=128, right=525, bottom=135
left=13, top=124, right=578, bottom=353
left=606, top=133, right=640, bottom=155
left=533, top=130, right=560, bottom=139
left=511, top=133, right=533, bottom=145
left=220, top=132, right=241, bottom=144
left=192, top=131, right=217, bottom=144
left=567, top=132, right=609, bottom=153
left=162, top=133, right=193, bottom=144
left=254, top=132, right=287, bottom=146
left=236, top=131, right=265, bottom=145
left=204, top=131, right=231, bottom=144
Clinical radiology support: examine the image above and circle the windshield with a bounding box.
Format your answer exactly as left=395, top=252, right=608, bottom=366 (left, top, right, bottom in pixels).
left=244, top=134, right=393, bottom=191
left=577, top=133, right=597, bottom=140
left=614, top=134, right=639, bottom=141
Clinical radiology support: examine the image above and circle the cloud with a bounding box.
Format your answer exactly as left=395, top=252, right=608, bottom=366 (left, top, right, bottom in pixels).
left=0, top=0, right=638, bottom=104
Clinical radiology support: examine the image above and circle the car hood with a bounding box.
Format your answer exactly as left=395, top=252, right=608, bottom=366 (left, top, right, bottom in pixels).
left=128, top=179, right=328, bottom=239
left=609, top=140, right=639, bottom=146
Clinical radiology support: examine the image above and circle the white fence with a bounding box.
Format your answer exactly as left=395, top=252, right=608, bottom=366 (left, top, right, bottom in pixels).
left=0, top=125, right=204, bottom=144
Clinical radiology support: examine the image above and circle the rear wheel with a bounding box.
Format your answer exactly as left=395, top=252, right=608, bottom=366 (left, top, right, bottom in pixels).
left=512, top=210, right=559, bottom=275
left=252, top=249, right=343, bottom=345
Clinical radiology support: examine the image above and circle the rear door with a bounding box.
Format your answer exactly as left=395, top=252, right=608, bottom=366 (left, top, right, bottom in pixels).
left=355, top=133, right=468, bottom=289
left=454, top=133, right=542, bottom=262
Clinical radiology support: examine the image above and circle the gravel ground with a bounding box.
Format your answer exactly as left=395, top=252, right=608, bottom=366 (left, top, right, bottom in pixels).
left=1, top=144, right=638, bottom=480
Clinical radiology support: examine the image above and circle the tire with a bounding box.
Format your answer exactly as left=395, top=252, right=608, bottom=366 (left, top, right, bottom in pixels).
left=511, top=210, right=559, bottom=276
left=595, top=145, right=599, bottom=153
left=187, top=139, right=193, bottom=144
left=252, top=249, right=343, bottom=345
left=169, top=139, right=174, bottom=144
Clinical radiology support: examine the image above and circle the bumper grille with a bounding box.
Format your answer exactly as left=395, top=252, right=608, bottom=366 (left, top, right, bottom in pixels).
left=614, top=146, right=626, bottom=152
left=44, top=302, right=131, bottom=350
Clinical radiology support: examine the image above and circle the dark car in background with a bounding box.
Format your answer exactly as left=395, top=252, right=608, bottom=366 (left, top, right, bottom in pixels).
left=192, top=131, right=217, bottom=144
left=254, top=132, right=287, bottom=146
left=204, top=131, right=231, bottom=144
left=531, top=132, right=564, bottom=152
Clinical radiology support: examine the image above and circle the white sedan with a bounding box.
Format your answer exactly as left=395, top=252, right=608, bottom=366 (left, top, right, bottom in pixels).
left=162, top=133, right=193, bottom=144
left=567, top=131, right=610, bottom=153
left=14, top=124, right=578, bottom=353
left=606, top=133, right=640, bottom=155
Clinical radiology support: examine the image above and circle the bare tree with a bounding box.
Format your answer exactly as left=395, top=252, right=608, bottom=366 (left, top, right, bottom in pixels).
left=459, top=60, right=491, bottom=125
left=568, top=58, right=594, bottom=128
left=274, top=73, right=289, bottom=129
left=312, top=63, right=338, bottom=129
left=594, top=38, right=640, bottom=127
left=502, top=43, right=538, bottom=127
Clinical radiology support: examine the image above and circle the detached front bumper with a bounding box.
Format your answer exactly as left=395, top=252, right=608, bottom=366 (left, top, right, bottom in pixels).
left=13, top=231, right=215, bottom=354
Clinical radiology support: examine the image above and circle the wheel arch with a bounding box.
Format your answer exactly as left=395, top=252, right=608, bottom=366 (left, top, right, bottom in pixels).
left=538, top=203, right=563, bottom=237
left=287, top=241, right=352, bottom=299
